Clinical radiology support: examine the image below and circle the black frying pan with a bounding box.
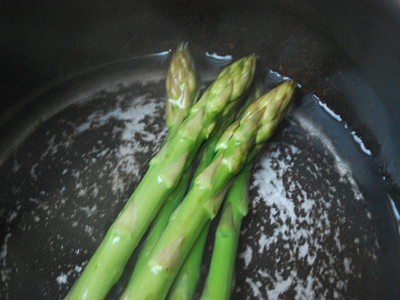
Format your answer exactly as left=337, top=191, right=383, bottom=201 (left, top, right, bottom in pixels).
left=1, top=1, right=399, bottom=299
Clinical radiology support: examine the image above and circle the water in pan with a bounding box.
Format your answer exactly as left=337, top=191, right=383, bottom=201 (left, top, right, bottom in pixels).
left=234, top=118, right=376, bottom=300
left=0, top=53, right=391, bottom=299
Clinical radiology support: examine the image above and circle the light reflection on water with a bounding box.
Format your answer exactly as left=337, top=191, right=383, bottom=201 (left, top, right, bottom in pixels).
left=389, top=196, right=400, bottom=235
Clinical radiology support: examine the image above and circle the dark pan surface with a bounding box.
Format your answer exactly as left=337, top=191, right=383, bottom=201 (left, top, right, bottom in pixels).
left=0, top=53, right=399, bottom=299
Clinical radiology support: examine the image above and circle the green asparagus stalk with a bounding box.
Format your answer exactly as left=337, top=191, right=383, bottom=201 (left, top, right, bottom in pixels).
left=131, top=106, right=236, bottom=283
left=162, top=115, right=239, bottom=300
left=129, top=42, right=201, bottom=281
left=120, top=80, right=296, bottom=300
left=130, top=75, right=252, bottom=293
left=131, top=169, right=192, bottom=280
left=167, top=222, right=210, bottom=300
left=65, top=55, right=257, bottom=300
left=120, top=105, right=264, bottom=300
left=165, top=82, right=263, bottom=300
left=199, top=164, right=251, bottom=300
left=65, top=43, right=198, bottom=300
left=131, top=42, right=199, bottom=275
left=163, top=125, right=241, bottom=300
left=165, top=42, right=200, bottom=141
left=200, top=80, right=296, bottom=300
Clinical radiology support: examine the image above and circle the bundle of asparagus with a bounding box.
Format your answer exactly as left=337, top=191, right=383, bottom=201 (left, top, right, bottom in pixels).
left=65, top=42, right=296, bottom=300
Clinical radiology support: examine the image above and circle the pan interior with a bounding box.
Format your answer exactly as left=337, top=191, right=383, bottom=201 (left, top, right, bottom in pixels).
left=0, top=53, right=398, bottom=300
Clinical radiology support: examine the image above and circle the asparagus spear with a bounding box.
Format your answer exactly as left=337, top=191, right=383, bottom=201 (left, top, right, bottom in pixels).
left=166, top=82, right=263, bottom=300
left=200, top=80, right=296, bottom=300
left=120, top=80, right=295, bottom=300
left=163, top=129, right=238, bottom=300
left=131, top=108, right=236, bottom=282
left=65, top=55, right=257, bottom=300
left=120, top=103, right=264, bottom=300
left=167, top=222, right=210, bottom=300
left=132, top=41, right=200, bottom=273
left=131, top=169, right=192, bottom=280
left=199, top=164, right=251, bottom=300
left=130, top=42, right=201, bottom=281
left=130, top=77, right=252, bottom=296
left=162, top=120, right=238, bottom=300
left=65, top=42, right=198, bottom=300
left=165, top=42, right=200, bottom=142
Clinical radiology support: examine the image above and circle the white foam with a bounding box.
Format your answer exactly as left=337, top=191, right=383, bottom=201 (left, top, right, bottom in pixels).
left=239, top=245, right=253, bottom=269
left=0, top=233, right=12, bottom=283
left=56, top=273, right=68, bottom=285
left=245, top=278, right=264, bottom=299
left=241, top=120, right=377, bottom=299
